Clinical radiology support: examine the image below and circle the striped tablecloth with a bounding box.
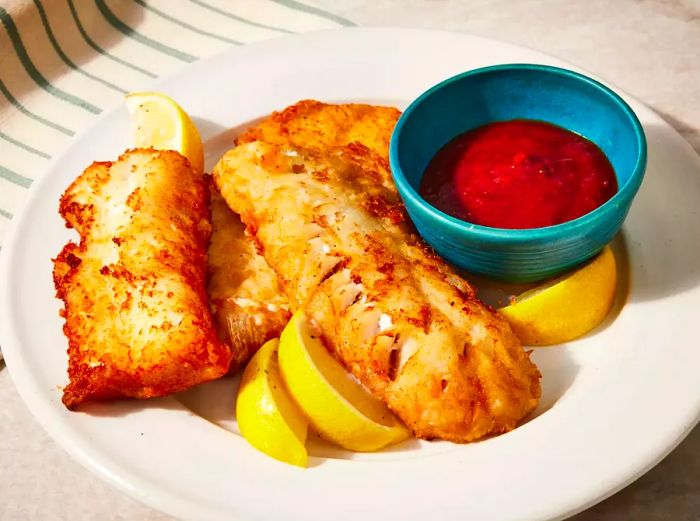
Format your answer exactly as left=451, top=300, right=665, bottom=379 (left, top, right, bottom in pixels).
left=0, top=0, right=351, bottom=247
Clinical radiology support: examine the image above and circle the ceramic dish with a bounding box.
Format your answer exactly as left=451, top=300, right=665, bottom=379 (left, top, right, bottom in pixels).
left=1, top=28, right=699, bottom=521
left=390, top=64, right=647, bottom=282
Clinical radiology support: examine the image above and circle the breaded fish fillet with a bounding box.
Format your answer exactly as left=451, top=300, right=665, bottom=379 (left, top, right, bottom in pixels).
left=214, top=141, right=541, bottom=442
left=206, top=176, right=290, bottom=371
left=204, top=100, right=400, bottom=367
left=54, top=149, right=232, bottom=409
left=237, top=100, right=401, bottom=158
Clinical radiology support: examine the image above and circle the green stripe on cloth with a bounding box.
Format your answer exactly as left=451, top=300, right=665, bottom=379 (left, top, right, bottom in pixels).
left=0, top=208, right=13, bottom=219
left=132, top=0, right=242, bottom=45
left=0, top=6, right=102, bottom=114
left=0, top=80, right=75, bottom=136
left=0, top=132, right=51, bottom=159
left=67, top=0, right=157, bottom=79
left=95, top=0, right=198, bottom=62
left=269, top=0, right=354, bottom=26
left=187, top=0, right=293, bottom=34
left=33, top=0, right=127, bottom=94
left=0, top=165, right=33, bottom=188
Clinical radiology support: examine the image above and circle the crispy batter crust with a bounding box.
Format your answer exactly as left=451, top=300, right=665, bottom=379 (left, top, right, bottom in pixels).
left=54, top=149, right=232, bottom=409
left=214, top=141, right=541, bottom=442
left=204, top=100, right=400, bottom=369
left=237, top=99, right=401, bottom=159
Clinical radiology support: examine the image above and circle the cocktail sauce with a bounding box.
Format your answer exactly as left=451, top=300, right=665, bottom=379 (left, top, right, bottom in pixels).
left=419, top=120, right=617, bottom=229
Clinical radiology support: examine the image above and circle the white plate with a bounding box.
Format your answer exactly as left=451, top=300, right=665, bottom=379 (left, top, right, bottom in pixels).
left=1, top=28, right=699, bottom=521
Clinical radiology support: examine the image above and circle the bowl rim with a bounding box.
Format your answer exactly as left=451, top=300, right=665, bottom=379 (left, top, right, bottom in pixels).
left=389, top=63, right=648, bottom=242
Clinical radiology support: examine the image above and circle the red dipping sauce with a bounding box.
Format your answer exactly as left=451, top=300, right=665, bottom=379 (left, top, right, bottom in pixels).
left=419, top=120, right=618, bottom=229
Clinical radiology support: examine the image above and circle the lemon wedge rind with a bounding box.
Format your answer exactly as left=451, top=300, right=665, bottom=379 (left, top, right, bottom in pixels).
left=236, top=338, right=308, bottom=467
left=499, top=245, right=617, bottom=346
left=278, top=311, right=410, bottom=452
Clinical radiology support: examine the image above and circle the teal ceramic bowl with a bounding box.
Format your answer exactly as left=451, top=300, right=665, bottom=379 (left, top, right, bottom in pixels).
left=390, top=64, right=647, bottom=282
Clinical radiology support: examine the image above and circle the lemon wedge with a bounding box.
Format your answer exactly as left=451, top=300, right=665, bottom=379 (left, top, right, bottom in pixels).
left=278, top=311, right=410, bottom=451
left=236, top=339, right=308, bottom=467
left=499, top=246, right=617, bottom=346
left=125, top=92, right=204, bottom=174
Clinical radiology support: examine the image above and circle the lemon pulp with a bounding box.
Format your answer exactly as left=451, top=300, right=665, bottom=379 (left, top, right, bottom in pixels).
left=125, top=92, right=204, bottom=174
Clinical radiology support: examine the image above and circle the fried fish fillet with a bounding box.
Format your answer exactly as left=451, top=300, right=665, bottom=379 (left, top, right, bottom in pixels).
left=204, top=100, right=400, bottom=368
left=54, top=149, right=232, bottom=409
left=214, top=141, right=541, bottom=442
left=206, top=176, right=290, bottom=371
left=237, top=99, right=401, bottom=158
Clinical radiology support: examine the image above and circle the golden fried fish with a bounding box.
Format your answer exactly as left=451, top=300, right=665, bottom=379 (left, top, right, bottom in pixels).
left=237, top=99, right=401, bottom=157
left=206, top=176, right=290, bottom=372
left=213, top=141, right=541, bottom=442
left=54, top=149, right=232, bottom=409
left=205, top=100, right=400, bottom=366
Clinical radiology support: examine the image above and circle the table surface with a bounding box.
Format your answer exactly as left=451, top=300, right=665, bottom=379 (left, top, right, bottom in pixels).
left=1, top=1, right=699, bottom=520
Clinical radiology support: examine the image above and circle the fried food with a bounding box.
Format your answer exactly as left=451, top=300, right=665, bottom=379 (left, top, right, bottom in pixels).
left=54, top=149, right=232, bottom=409
left=205, top=100, right=400, bottom=368
left=213, top=141, right=541, bottom=442
left=237, top=99, right=401, bottom=158
left=207, top=177, right=290, bottom=371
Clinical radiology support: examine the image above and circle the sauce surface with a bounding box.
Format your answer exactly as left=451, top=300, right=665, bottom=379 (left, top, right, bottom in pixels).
left=419, top=120, right=618, bottom=229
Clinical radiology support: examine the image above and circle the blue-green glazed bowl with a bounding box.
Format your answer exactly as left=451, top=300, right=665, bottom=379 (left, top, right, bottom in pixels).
left=390, top=64, right=647, bottom=282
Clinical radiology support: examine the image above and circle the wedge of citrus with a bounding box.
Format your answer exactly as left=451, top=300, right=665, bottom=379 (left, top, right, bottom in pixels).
left=278, top=311, right=410, bottom=452
left=499, top=245, right=617, bottom=346
left=125, top=92, right=204, bottom=174
left=236, top=339, right=308, bottom=467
